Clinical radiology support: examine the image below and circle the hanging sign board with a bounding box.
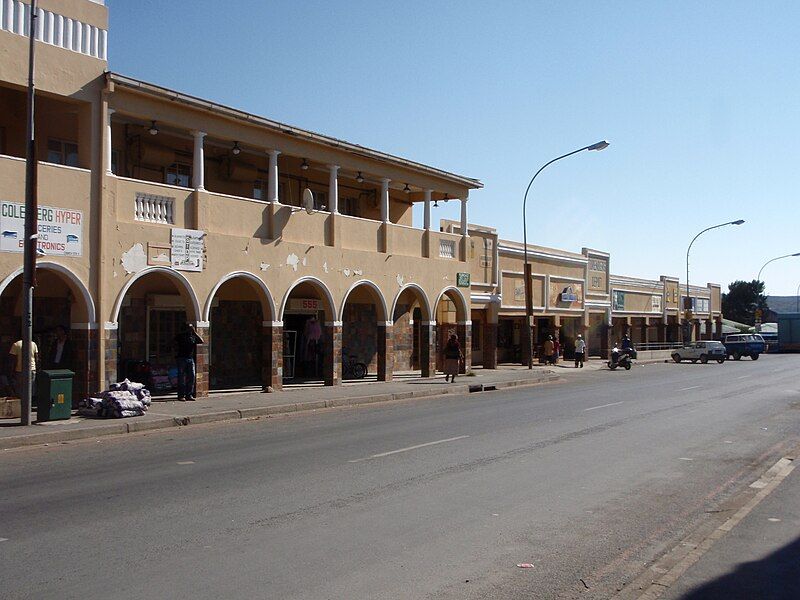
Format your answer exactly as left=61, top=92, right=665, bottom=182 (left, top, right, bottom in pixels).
left=171, top=228, right=204, bottom=272
left=1, top=201, right=82, bottom=256
left=287, top=298, right=321, bottom=312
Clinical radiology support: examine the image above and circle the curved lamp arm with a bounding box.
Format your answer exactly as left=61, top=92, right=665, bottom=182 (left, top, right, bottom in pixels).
left=686, top=219, right=745, bottom=312
left=757, top=252, right=800, bottom=283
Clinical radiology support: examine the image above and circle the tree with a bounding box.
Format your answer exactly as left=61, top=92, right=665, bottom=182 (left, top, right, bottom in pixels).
left=721, top=280, right=769, bottom=325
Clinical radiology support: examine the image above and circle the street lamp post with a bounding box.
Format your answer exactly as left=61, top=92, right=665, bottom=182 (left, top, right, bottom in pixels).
left=685, top=219, right=745, bottom=344
left=757, top=253, right=800, bottom=284
left=522, top=141, right=609, bottom=368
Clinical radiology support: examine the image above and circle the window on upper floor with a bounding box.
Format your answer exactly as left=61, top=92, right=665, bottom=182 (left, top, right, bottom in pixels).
left=166, top=163, right=192, bottom=187
left=47, top=138, right=79, bottom=167
left=253, top=179, right=267, bottom=201
left=340, top=196, right=360, bottom=217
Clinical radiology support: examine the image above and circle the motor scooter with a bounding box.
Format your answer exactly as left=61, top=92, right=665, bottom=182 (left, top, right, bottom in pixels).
left=607, top=346, right=633, bottom=370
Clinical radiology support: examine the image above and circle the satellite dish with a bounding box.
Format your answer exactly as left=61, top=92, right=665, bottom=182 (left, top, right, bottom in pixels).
left=302, top=188, right=315, bottom=215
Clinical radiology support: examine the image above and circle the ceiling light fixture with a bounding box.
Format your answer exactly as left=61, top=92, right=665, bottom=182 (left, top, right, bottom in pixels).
left=403, top=183, right=411, bottom=194
left=443, top=193, right=450, bottom=202
left=148, top=120, right=159, bottom=136
left=232, top=141, right=241, bottom=155
left=356, top=171, right=364, bottom=183
left=301, top=158, right=309, bottom=170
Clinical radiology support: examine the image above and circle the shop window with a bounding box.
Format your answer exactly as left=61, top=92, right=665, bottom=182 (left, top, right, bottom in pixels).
left=166, top=163, right=192, bottom=187
left=148, top=308, right=186, bottom=364
left=47, top=138, right=79, bottom=167
left=612, top=290, right=625, bottom=311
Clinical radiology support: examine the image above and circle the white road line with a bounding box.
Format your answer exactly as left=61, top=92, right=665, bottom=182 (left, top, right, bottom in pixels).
left=584, top=401, right=624, bottom=412
left=679, top=457, right=694, bottom=461
left=737, top=375, right=750, bottom=379
left=348, top=435, right=469, bottom=463
left=0, top=538, right=8, bottom=543
left=177, top=461, right=195, bottom=465
left=678, top=386, right=701, bottom=391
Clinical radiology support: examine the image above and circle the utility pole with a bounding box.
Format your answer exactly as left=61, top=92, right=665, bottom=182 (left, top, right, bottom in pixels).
left=21, top=0, right=39, bottom=426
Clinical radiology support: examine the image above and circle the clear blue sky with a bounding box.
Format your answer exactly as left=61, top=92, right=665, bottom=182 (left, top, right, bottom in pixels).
left=107, top=1, right=800, bottom=295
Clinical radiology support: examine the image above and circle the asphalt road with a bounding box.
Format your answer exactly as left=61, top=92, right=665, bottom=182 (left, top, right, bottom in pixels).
left=2, top=355, right=799, bottom=600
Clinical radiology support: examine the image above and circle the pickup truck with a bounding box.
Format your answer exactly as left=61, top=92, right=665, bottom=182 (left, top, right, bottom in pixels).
left=722, top=333, right=765, bottom=360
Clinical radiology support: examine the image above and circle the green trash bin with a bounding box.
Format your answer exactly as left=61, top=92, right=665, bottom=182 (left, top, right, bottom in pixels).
left=36, top=369, right=74, bottom=422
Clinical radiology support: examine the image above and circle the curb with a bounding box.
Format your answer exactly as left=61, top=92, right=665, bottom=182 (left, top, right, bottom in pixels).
left=0, top=373, right=559, bottom=450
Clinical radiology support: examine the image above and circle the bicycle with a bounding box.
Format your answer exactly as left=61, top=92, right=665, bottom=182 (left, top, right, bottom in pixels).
left=342, top=353, right=368, bottom=379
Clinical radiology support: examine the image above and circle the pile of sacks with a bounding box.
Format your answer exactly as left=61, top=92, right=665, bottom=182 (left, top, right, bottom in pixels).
left=78, top=379, right=152, bottom=418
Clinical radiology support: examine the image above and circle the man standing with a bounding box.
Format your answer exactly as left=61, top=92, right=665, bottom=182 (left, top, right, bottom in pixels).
left=574, top=334, right=586, bottom=368
left=48, top=325, right=72, bottom=370
left=9, top=338, right=38, bottom=399
left=174, top=322, right=204, bottom=401
left=543, top=335, right=555, bottom=365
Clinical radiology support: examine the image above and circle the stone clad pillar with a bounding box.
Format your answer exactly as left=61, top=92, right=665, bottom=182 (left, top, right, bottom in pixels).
left=483, top=302, right=499, bottom=370
left=378, top=323, right=393, bottom=382
left=192, top=130, right=206, bottom=191
left=715, top=317, right=723, bottom=340
left=262, top=322, right=283, bottom=391
left=103, top=325, right=118, bottom=389
left=456, top=321, right=472, bottom=374
left=194, top=323, right=210, bottom=397
left=268, top=149, right=281, bottom=203
left=420, top=321, right=436, bottom=377
left=324, top=322, right=342, bottom=386
left=705, top=319, right=713, bottom=340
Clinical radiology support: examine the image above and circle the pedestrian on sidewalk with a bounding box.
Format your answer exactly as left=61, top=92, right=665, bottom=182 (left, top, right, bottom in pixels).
left=174, top=323, right=204, bottom=401
left=8, top=338, right=38, bottom=399
left=574, top=334, right=586, bottom=368
left=443, top=334, right=463, bottom=383
left=553, top=336, right=561, bottom=363
left=543, top=335, right=555, bottom=365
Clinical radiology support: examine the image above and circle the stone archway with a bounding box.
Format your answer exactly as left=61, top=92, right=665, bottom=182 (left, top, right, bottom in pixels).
left=340, top=280, right=390, bottom=381
left=391, top=284, right=433, bottom=377
left=434, top=287, right=470, bottom=374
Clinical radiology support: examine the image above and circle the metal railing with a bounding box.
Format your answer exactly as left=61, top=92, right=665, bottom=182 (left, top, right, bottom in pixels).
left=635, top=342, right=684, bottom=351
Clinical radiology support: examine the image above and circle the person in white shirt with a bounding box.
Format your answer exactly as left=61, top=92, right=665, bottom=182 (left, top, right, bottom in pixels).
left=574, top=334, right=587, bottom=368
left=9, top=339, right=39, bottom=398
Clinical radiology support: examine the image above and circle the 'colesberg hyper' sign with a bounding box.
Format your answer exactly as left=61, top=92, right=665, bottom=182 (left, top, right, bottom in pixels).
left=1, top=201, right=83, bottom=257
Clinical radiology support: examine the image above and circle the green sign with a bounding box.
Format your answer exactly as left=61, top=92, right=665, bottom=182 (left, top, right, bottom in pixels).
left=456, top=272, right=471, bottom=288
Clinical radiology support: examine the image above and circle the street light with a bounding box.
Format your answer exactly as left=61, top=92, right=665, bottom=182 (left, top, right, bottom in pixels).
left=522, top=141, right=610, bottom=368
left=685, top=219, right=745, bottom=344
left=757, top=252, right=800, bottom=284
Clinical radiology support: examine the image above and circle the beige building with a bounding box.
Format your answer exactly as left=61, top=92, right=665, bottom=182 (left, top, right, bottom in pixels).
left=440, top=220, right=723, bottom=365
left=0, top=0, right=483, bottom=398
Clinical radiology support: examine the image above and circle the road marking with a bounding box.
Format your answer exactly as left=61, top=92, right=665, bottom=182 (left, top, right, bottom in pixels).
left=177, top=461, right=195, bottom=465
left=678, top=386, right=701, bottom=391
left=678, top=457, right=694, bottom=461
left=348, top=435, right=469, bottom=463
left=584, top=401, right=624, bottom=412
left=768, top=518, right=781, bottom=522
left=0, top=538, right=8, bottom=543
left=737, top=375, right=749, bottom=380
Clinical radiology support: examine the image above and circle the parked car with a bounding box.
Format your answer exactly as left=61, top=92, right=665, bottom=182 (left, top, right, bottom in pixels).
left=722, top=333, right=766, bottom=361
left=671, top=341, right=727, bottom=364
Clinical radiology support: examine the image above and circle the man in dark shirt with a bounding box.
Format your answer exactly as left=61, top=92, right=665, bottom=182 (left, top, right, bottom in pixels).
left=174, top=323, right=204, bottom=401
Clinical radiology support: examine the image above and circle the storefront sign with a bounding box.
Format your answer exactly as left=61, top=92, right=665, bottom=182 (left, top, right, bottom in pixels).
left=550, top=282, right=583, bottom=308
left=288, top=298, right=320, bottom=312
left=171, top=228, right=204, bottom=272
left=457, top=272, right=471, bottom=288
left=612, top=290, right=625, bottom=311
left=0, top=201, right=82, bottom=256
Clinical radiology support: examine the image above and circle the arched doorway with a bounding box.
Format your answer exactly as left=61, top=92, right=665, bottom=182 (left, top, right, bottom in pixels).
left=340, top=281, right=389, bottom=382
left=280, top=278, right=337, bottom=385
left=391, top=284, right=432, bottom=377
left=112, top=268, right=200, bottom=397
left=205, top=273, right=275, bottom=392
left=0, top=264, right=95, bottom=403
left=434, top=287, right=470, bottom=374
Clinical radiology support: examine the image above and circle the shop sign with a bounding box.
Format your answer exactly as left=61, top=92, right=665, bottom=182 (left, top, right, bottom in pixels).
left=550, top=282, right=583, bottom=307
left=456, top=272, right=471, bottom=288
left=171, top=228, right=204, bottom=272
left=612, top=290, right=625, bottom=311
left=0, top=201, right=82, bottom=256
left=288, top=298, right=320, bottom=312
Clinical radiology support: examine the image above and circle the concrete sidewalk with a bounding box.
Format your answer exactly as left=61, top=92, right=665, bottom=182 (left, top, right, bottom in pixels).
left=0, top=364, right=566, bottom=450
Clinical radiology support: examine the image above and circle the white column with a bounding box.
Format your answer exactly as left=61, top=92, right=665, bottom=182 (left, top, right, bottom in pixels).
left=105, top=108, right=115, bottom=174
left=380, top=178, right=391, bottom=223
left=267, top=149, right=280, bottom=203
left=192, top=130, right=206, bottom=191
left=460, top=196, right=469, bottom=238
left=328, top=165, right=339, bottom=214
left=423, top=189, right=432, bottom=231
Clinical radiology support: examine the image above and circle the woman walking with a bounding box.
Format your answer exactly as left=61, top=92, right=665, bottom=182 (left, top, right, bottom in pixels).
left=443, top=334, right=463, bottom=383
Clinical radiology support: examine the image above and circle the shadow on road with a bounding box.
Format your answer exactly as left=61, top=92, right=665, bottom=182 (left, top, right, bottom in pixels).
left=679, top=535, right=800, bottom=599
